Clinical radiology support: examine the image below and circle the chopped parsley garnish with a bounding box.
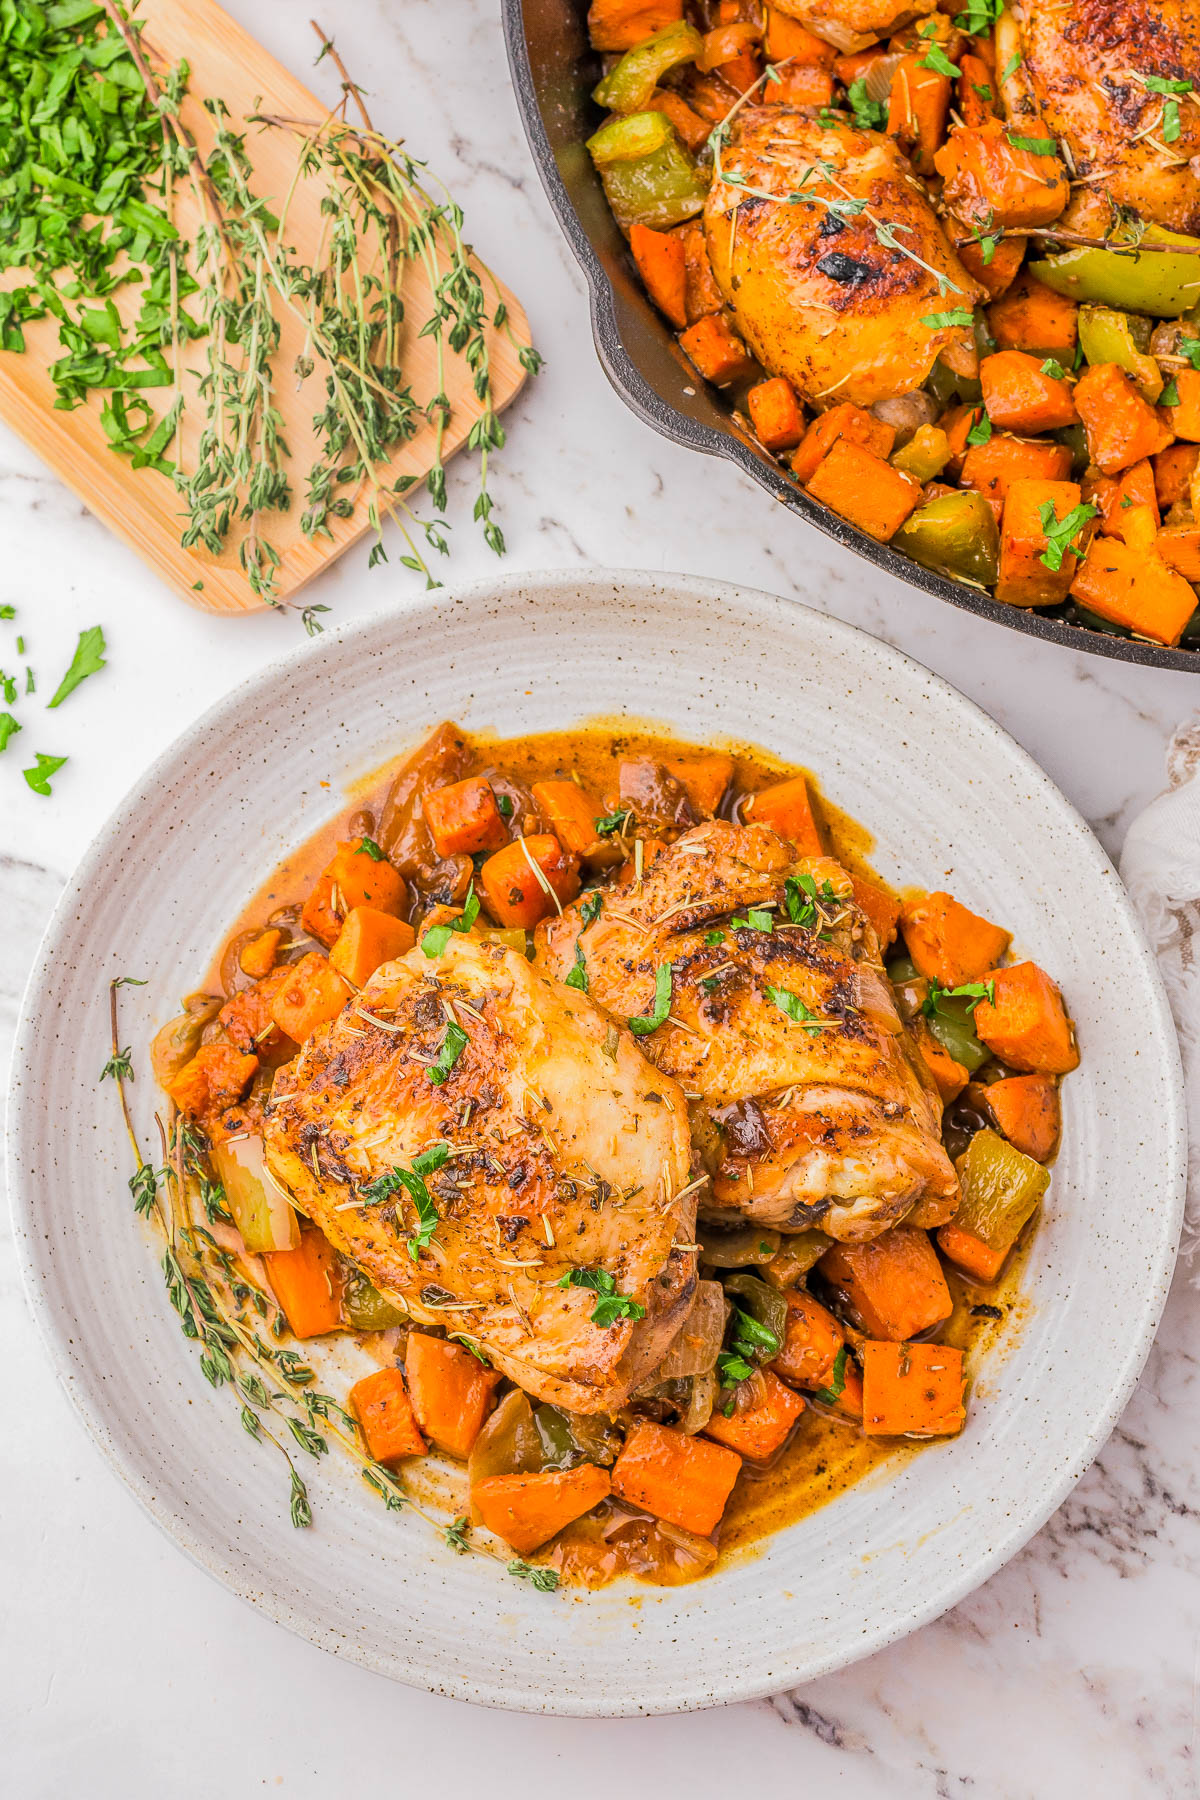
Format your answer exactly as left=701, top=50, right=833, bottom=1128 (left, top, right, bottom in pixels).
left=919, top=42, right=959, bottom=79
left=358, top=1142, right=450, bottom=1259
left=496, top=792, right=514, bottom=818
left=999, top=50, right=1022, bottom=82
left=422, top=884, right=480, bottom=957
left=766, top=984, right=829, bottom=1036
left=1180, top=336, right=1200, bottom=371
left=580, top=889, right=604, bottom=926
left=1040, top=358, right=1069, bottom=381
left=1162, top=375, right=1181, bottom=408
left=1038, top=500, right=1097, bottom=572
left=0, top=713, right=19, bottom=753
left=813, top=1346, right=848, bottom=1406
left=729, top=1306, right=781, bottom=1360
left=564, top=939, right=589, bottom=993
left=1007, top=132, right=1057, bottom=156
left=595, top=808, right=630, bottom=836
left=716, top=1348, right=755, bottom=1387
left=1146, top=71, right=1191, bottom=137
left=704, top=928, right=724, bottom=946
left=972, top=81, right=993, bottom=103
left=359, top=835, right=386, bottom=860
left=922, top=308, right=975, bottom=329
left=846, top=77, right=887, bottom=131
left=628, top=961, right=672, bottom=1036
left=557, top=1267, right=647, bottom=1327
left=730, top=906, right=774, bottom=932
left=784, top=871, right=838, bottom=928
left=967, top=411, right=993, bottom=446
left=427, top=1021, right=469, bottom=1086
left=955, top=0, right=1003, bottom=33
left=23, top=752, right=67, bottom=796
left=47, top=625, right=106, bottom=709
left=923, top=978, right=995, bottom=1017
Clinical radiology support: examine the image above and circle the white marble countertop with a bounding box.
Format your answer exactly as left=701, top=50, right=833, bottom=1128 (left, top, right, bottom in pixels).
left=3, top=2, right=1199, bottom=1793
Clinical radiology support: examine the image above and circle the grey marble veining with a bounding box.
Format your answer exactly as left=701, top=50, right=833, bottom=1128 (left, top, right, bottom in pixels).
left=1, top=3, right=1198, bottom=1794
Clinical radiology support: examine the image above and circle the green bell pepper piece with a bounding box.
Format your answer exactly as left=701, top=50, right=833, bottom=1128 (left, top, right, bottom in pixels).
left=1076, top=304, right=1163, bottom=400
left=592, top=21, right=704, bottom=114
left=891, top=423, right=952, bottom=483
left=892, top=490, right=999, bottom=587
left=1055, top=421, right=1089, bottom=476
left=926, top=994, right=989, bottom=1072
left=341, top=1269, right=407, bottom=1332
left=1030, top=223, right=1200, bottom=319
left=586, top=111, right=708, bottom=229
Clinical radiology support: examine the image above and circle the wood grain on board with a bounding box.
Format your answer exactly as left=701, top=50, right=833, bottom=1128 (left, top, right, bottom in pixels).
left=0, top=0, right=529, bottom=614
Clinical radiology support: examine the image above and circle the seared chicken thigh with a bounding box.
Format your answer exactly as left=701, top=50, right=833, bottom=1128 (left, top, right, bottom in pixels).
left=1013, top=0, right=1200, bottom=233
left=704, top=111, right=981, bottom=408
left=263, top=934, right=696, bottom=1413
left=539, top=822, right=957, bottom=1242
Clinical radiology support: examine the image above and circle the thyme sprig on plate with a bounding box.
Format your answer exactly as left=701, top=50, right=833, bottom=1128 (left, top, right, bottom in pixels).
left=105, top=978, right=556, bottom=1592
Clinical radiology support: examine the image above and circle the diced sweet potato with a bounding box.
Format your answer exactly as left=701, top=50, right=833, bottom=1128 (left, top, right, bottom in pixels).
left=1153, top=442, right=1200, bottom=510
left=662, top=753, right=733, bottom=816
left=1084, top=459, right=1160, bottom=542
left=166, top=1043, right=258, bottom=1118
left=764, top=6, right=836, bottom=64
left=979, top=349, right=1078, bottom=433
left=1070, top=536, right=1198, bottom=647
left=479, top=834, right=581, bottom=928
left=703, top=1368, right=805, bottom=1461
left=423, top=777, right=508, bottom=858
left=987, top=272, right=1077, bottom=357
left=772, top=1289, right=845, bottom=1390
left=646, top=87, right=711, bottom=153
left=240, top=928, right=282, bottom=979
left=960, top=433, right=1074, bottom=524
left=744, top=774, right=823, bottom=853
left=473, top=1465, right=612, bottom=1555
left=404, top=1333, right=502, bottom=1460
left=747, top=376, right=806, bottom=453
left=851, top=875, right=901, bottom=951
left=887, top=55, right=952, bottom=174
left=678, top=313, right=756, bottom=385
left=973, top=962, right=1079, bottom=1074
left=681, top=221, right=723, bottom=323
left=791, top=401, right=895, bottom=484
left=763, top=62, right=835, bottom=105
left=531, top=778, right=608, bottom=858
left=629, top=221, right=688, bottom=329
left=349, top=1366, right=426, bottom=1463
left=1074, top=362, right=1173, bottom=476
left=1157, top=525, right=1200, bottom=583
left=806, top=438, right=923, bottom=542
left=819, top=1225, right=953, bottom=1342
left=935, top=1221, right=1006, bottom=1281
left=611, top=1418, right=741, bottom=1536
left=587, top=0, right=683, bottom=52
left=901, top=889, right=1011, bottom=986
left=861, top=1340, right=966, bottom=1436
left=264, top=1229, right=344, bottom=1340
left=934, top=118, right=1069, bottom=230
left=329, top=906, right=416, bottom=988
left=1164, top=368, right=1200, bottom=443
left=958, top=233, right=1025, bottom=300
left=301, top=839, right=408, bottom=947
left=996, top=476, right=1085, bottom=606
left=913, top=1018, right=969, bottom=1104
left=981, top=1073, right=1061, bottom=1163
left=268, top=951, right=352, bottom=1042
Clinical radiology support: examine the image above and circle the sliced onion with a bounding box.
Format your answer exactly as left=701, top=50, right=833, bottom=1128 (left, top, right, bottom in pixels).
left=212, top=1134, right=299, bottom=1254
left=863, top=50, right=905, bottom=104
left=656, top=1280, right=728, bottom=1379
left=150, top=996, right=221, bottom=1089
left=467, top=1387, right=542, bottom=1487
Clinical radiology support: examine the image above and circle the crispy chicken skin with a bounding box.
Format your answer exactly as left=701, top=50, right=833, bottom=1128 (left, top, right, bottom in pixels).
left=1013, top=0, right=1200, bottom=233
left=538, top=822, right=957, bottom=1243
left=704, top=111, right=982, bottom=409
left=771, top=0, right=935, bottom=53
left=262, top=935, right=696, bottom=1414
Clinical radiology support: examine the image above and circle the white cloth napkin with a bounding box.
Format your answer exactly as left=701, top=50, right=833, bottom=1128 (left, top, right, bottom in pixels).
left=1119, top=714, right=1200, bottom=1254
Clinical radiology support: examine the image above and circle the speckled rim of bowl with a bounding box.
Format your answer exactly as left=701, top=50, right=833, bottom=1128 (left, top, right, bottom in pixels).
left=501, top=0, right=1200, bottom=674
left=6, top=568, right=1188, bottom=1715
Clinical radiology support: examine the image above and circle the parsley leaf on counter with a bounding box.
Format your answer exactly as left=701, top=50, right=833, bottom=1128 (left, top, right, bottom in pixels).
left=47, top=625, right=106, bottom=709
left=23, top=752, right=68, bottom=796
left=0, top=713, right=20, bottom=752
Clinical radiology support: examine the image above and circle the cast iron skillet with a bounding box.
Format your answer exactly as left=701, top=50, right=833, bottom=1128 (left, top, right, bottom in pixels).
left=502, top=0, right=1200, bottom=672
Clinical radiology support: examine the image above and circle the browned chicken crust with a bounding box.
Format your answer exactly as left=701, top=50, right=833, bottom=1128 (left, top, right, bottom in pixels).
left=263, top=935, right=697, bottom=1413
left=1016, top=0, right=1200, bottom=233
left=538, top=821, right=957, bottom=1242
left=704, top=111, right=982, bottom=409
left=772, top=0, right=935, bottom=53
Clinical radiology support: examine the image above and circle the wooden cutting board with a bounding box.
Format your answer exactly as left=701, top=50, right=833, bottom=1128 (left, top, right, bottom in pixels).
left=0, top=0, right=529, bottom=615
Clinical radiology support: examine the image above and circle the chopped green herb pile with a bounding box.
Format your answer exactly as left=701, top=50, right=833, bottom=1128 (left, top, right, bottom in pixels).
left=557, top=1266, right=647, bottom=1327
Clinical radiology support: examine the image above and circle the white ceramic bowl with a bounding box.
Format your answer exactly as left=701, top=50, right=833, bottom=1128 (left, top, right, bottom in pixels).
left=8, top=570, right=1186, bottom=1715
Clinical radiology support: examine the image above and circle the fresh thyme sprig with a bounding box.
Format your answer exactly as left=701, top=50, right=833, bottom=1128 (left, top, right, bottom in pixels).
left=106, top=977, right=556, bottom=1593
